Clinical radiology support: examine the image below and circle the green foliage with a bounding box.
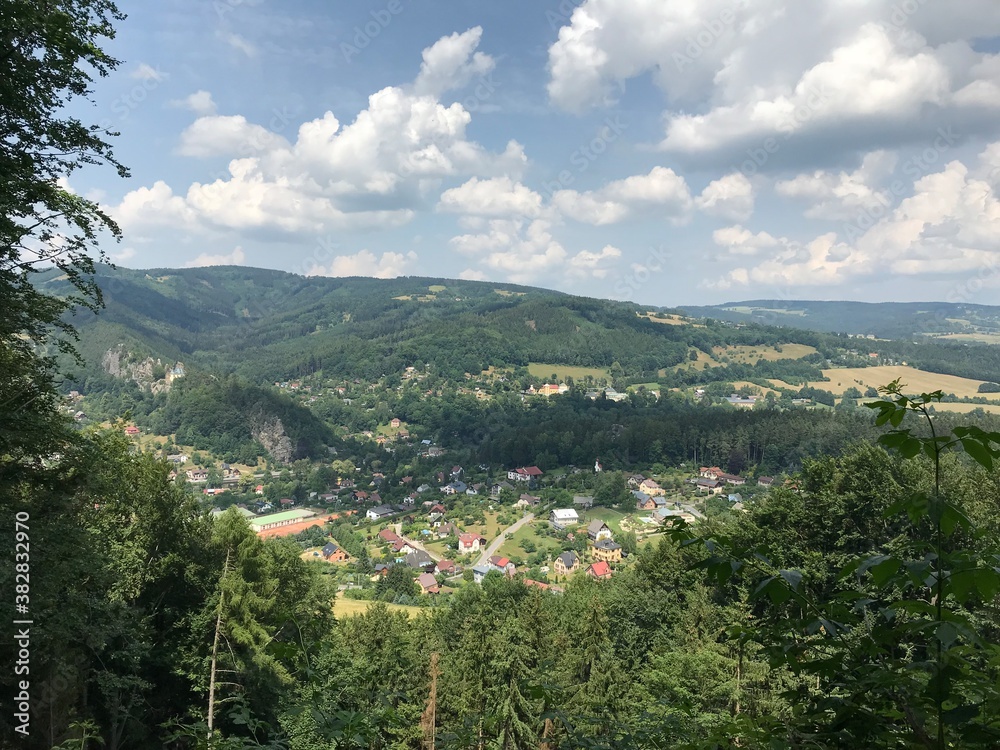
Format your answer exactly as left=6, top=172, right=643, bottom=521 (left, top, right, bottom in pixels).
left=674, top=380, right=1000, bottom=748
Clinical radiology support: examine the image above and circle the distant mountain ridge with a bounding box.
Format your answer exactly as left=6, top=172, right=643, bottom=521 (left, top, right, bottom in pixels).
left=679, top=300, right=1000, bottom=339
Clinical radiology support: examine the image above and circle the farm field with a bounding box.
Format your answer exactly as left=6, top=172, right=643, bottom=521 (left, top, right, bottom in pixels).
left=527, top=363, right=611, bottom=381
left=811, top=366, right=992, bottom=399
left=333, top=593, right=424, bottom=619
left=935, top=333, right=1000, bottom=344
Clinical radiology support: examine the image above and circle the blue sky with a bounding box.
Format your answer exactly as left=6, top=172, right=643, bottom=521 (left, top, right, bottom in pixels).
left=75, top=0, right=1000, bottom=306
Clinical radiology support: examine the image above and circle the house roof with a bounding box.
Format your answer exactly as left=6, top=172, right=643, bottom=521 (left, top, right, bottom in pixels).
left=523, top=579, right=550, bottom=591
left=369, top=504, right=396, bottom=516
left=322, top=542, right=338, bottom=555
left=436, top=559, right=455, bottom=571
left=551, top=508, right=579, bottom=521
left=556, top=551, right=578, bottom=568
left=405, top=549, right=434, bottom=568
left=489, top=555, right=511, bottom=568
left=594, top=539, right=621, bottom=551
left=417, top=572, right=438, bottom=588
left=588, top=560, right=612, bottom=578
left=573, top=495, right=594, bottom=506
left=514, top=466, right=543, bottom=476
left=587, top=519, right=609, bottom=535
left=378, top=529, right=400, bottom=542
left=458, top=532, right=484, bottom=544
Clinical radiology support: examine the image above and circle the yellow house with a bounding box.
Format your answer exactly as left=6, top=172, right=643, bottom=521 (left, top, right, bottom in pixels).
left=553, top=550, right=579, bottom=576
left=592, top=539, right=622, bottom=563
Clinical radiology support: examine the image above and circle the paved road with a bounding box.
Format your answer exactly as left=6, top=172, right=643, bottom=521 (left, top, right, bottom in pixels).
left=475, top=513, right=535, bottom=566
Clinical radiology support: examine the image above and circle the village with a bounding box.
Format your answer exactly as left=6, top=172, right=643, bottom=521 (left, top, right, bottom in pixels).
left=186, top=452, right=776, bottom=607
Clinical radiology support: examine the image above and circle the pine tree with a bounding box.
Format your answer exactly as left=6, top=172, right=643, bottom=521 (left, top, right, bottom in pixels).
left=487, top=619, right=537, bottom=750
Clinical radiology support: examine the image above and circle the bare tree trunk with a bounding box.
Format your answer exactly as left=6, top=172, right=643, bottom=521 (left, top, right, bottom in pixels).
left=208, top=548, right=231, bottom=741
left=421, top=653, right=440, bottom=750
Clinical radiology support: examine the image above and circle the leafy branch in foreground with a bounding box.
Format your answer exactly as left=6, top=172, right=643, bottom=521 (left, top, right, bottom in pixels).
left=673, top=380, right=1000, bottom=749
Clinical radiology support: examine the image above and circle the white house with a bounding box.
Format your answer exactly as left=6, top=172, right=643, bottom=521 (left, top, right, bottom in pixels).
left=549, top=508, right=580, bottom=530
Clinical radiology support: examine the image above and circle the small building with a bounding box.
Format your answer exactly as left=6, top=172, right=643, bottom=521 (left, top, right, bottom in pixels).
left=507, top=466, right=543, bottom=484
left=553, top=550, right=579, bottom=576
left=417, top=572, right=440, bottom=594
left=726, top=394, right=757, bottom=409
left=758, top=476, right=775, bottom=488
left=321, top=542, right=349, bottom=562
left=549, top=508, right=580, bottom=530
left=592, top=539, right=622, bottom=563
left=587, top=560, right=613, bottom=580
left=696, top=478, right=725, bottom=495
left=249, top=509, right=317, bottom=533
left=639, top=479, right=665, bottom=496
left=573, top=495, right=595, bottom=510
left=366, top=504, right=397, bottom=521
left=458, top=533, right=486, bottom=554
left=515, top=494, right=541, bottom=508
left=472, top=564, right=492, bottom=584
left=491, top=481, right=515, bottom=497
left=405, top=549, right=436, bottom=571
left=587, top=520, right=613, bottom=542
left=488, top=555, right=516, bottom=575
left=435, top=559, right=456, bottom=575
left=378, top=528, right=401, bottom=544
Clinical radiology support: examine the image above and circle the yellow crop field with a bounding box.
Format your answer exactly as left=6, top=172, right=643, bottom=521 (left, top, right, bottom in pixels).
left=812, top=366, right=992, bottom=399
left=639, top=312, right=690, bottom=326
left=333, top=594, right=424, bottom=619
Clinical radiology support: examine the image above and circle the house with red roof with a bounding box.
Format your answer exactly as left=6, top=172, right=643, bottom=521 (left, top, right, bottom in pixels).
left=508, top=466, right=544, bottom=483
left=417, top=572, right=440, bottom=594
left=457, top=533, right=486, bottom=554
left=586, top=561, right=613, bottom=580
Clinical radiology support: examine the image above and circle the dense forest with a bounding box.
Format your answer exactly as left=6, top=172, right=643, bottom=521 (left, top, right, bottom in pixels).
left=39, top=265, right=1000, bottom=389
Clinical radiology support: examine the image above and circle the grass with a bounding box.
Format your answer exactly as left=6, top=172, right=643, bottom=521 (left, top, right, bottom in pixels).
left=333, top=593, right=424, bottom=619
left=527, top=363, right=611, bottom=381
left=811, top=366, right=992, bottom=400
left=494, top=290, right=526, bottom=297
left=627, top=383, right=661, bottom=393
left=465, top=511, right=503, bottom=543
left=496, top=520, right=563, bottom=559
left=428, top=285, right=447, bottom=293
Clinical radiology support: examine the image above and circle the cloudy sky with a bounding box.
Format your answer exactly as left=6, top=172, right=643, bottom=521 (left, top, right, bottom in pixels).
left=77, top=0, right=1000, bottom=306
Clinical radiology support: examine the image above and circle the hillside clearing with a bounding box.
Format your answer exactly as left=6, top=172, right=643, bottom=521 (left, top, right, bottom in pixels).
left=812, top=366, right=991, bottom=399
left=935, top=333, right=1000, bottom=345
left=639, top=312, right=690, bottom=326
left=333, top=593, right=424, bottom=619
left=527, top=363, right=611, bottom=381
